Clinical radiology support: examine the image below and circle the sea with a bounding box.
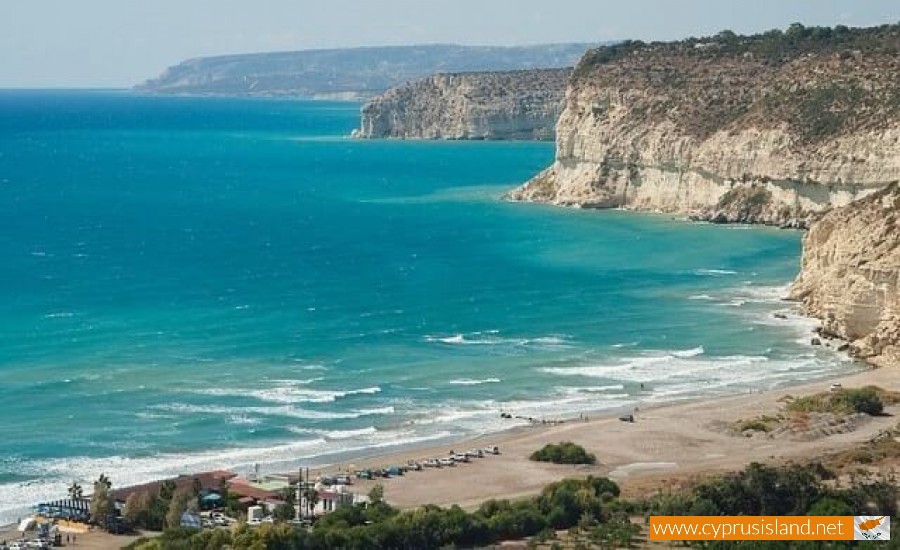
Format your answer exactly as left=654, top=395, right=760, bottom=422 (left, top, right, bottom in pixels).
left=0, top=90, right=859, bottom=523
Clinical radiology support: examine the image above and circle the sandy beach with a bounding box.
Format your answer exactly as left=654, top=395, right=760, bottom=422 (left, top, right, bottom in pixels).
left=2, top=362, right=895, bottom=550
left=330, top=364, right=900, bottom=510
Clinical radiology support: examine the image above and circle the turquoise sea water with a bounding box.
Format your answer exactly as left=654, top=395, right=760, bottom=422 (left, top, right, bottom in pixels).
left=0, top=91, right=857, bottom=521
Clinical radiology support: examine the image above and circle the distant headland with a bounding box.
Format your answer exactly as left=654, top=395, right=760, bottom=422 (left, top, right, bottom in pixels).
left=134, top=43, right=600, bottom=99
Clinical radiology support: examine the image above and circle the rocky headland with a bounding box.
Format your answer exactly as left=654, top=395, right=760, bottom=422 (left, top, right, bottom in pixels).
left=506, top=24, right=900, bottom=366
left=355, top=69, right=570, bottom=140
left=137, top=44, right=593, bottom=99
left=507, top=24, right=900, bottom=228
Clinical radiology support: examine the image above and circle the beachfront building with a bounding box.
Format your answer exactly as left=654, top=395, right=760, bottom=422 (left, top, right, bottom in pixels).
left=226, top=480, right=285, bottom=511
left=299, top=484, right=366, bottom=517
left=111, top=470, right=237, bottom=509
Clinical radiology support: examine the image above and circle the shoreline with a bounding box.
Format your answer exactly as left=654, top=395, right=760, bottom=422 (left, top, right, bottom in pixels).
left=0, top=308, right=868, bottom=525
left=339, top=362, right=899, bottom=510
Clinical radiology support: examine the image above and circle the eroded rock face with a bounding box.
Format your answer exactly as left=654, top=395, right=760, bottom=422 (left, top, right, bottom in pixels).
left=357, top=69, right=570, bottom=140
left=790, top=184, right=900, bottom=367
left=507, top=28, right=900, bottom=226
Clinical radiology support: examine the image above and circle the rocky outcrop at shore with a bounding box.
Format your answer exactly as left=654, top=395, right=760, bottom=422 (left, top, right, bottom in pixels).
left=790, top=184, right=900, bottom=367
left=506, top=25, right=900, bottom=226
left=356, top=69, right=570, bottom=140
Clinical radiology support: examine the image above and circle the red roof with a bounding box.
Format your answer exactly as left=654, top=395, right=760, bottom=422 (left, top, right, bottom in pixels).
left=227, top=483, right=280, bottom=501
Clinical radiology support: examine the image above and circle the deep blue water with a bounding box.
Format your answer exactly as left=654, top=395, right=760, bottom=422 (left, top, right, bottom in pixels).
left=0, top=91, right=856, bottom=521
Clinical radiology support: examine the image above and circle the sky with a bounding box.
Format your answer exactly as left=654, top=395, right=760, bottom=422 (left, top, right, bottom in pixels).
left=1, top=0, right=898, bottom=87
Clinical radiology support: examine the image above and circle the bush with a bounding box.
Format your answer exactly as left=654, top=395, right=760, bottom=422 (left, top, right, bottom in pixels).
left=833, top=387, right=884, bottom=416
left=530, top=442, right=597, bottom=465
left=273, top=502, right=296, bottom=522
left=787, top=387, right=885, bottom=416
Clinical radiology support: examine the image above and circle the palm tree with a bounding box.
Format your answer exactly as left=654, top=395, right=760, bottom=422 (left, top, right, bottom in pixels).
left=160, top=479, right=177, bottom=500
left=95, top=474, right=111, bottom=490
left=303, top=488, right=319, bottom=518
left=68, top=481, right=83, bottom=500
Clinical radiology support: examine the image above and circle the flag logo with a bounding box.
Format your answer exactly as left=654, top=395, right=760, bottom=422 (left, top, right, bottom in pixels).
left=855, top=516, right=890, bottom=541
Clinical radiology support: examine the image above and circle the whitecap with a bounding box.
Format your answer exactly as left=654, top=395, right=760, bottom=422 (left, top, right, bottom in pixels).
left=425, top=333, right=569, bottom=347
left=447, top=378, right=501, bottom=386
left=673, top=346, right=704, bottom=358
left=190, top=385, right=381, bottom=405
left=44, top=312, right=75, bottom=319
left=289, top=426, right=379, bottom=440
left=227, top=414, right=260, bottom=426
left=694, top=268, right=738, bottom=276
left=153, top=402, right=393, bottom=420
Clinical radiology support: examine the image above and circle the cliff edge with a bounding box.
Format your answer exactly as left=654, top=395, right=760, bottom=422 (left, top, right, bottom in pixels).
left=507, top=24, right=900, bottom=227
left=790, top=184, right=900, bottom=368
left=356, top=69, right=570, bottom=140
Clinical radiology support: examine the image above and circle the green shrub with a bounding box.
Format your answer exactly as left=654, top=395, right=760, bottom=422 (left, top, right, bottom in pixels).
left=833, top=387, right=884, bottom=415
left=787, top=387, right=885, bottom=416
left=530, top=442, right=597, bottom=465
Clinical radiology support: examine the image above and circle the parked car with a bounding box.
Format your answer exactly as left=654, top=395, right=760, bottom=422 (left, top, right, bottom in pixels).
left=438, top=457, right=456, bottom=467
left=451, top=454, right=470, bottom=463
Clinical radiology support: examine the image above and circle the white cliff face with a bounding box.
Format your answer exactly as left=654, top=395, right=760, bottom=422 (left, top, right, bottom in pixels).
left=508, top=31, right=900, bottom=367
left=790, top=185, right=900, bottom=367
left=357, top=69, right=569, bottom=141
left=507, top=38, right=900, bottom=227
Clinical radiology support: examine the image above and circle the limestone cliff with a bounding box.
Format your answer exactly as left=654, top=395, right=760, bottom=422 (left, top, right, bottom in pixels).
left=356, top=69, right=570, bottom=140
left=507, top=25, right=900, bottom=227
left=790, top=184, right=900, bottom=367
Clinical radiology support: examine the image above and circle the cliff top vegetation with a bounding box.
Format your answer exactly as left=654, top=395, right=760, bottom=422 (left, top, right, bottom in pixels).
left=572, top=23, right=900, bottom=145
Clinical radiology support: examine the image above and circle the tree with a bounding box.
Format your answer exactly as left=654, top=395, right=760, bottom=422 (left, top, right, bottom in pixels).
left=368, top=485, right=385, bottom=504
left=716, top=29, right=738, bottom=43
left=68, top=481, right=83, bottom=500
left=90, top=476, right=114, bottom=527
left=280, top=487, right=296, bottom=506
left=165, top=489, right=193, bottom=529
left=304, top=488, right=320, bottom=518
left=159, top=480, right=177, bottom=501
left=96, top=473, right=111, bottom=490
left=191, top=477, right=202, bottom=496
left=123, top=491, right=152, bottom=527
left=273, top=502, right=295, bottom=522
left=808, top=497, right=854, bottom=516
left=786, top=22, right=808, bottom=40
